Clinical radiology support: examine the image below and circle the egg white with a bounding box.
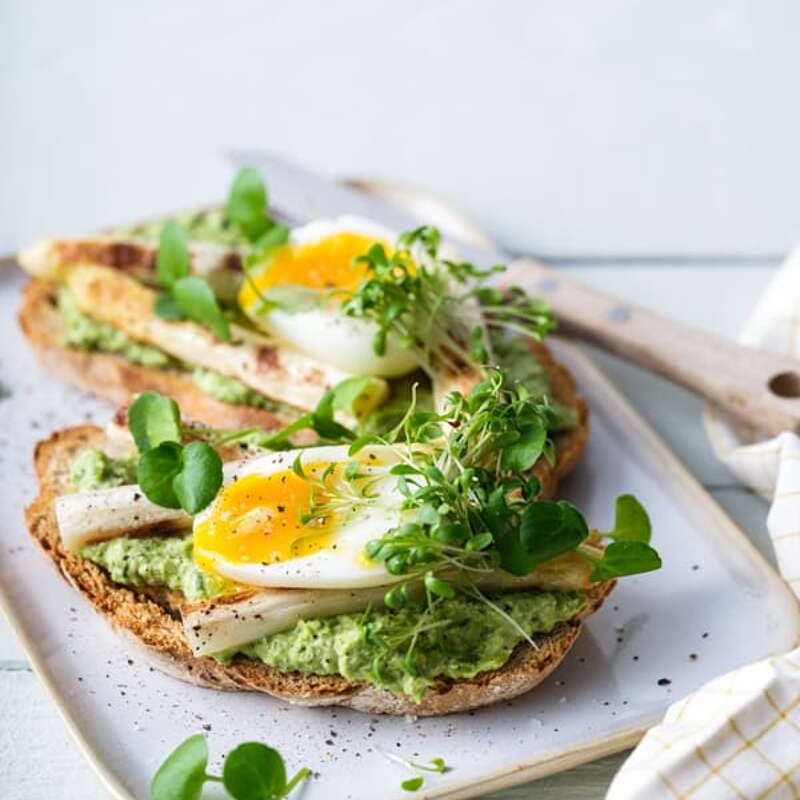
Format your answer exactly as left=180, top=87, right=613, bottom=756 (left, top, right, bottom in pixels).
left=193, top=445, right=409, bottom=589
left=245, top=217, right=419, bottom=378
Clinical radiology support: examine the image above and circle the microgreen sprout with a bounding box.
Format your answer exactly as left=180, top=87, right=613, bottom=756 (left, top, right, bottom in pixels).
left=150, top=734, right=309, bottom=800
left=289, top=369, right=661, bottom=667
left=376, top=747, right=450, bottom=793
left=339, top=225, right=556, bottom=379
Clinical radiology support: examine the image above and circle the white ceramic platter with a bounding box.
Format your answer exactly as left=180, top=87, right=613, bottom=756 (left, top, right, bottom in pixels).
left=0, top=265, right=798, bottom=800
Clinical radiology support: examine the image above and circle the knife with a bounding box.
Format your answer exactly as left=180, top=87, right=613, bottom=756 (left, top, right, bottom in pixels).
left=230, top=151, right=800, bottom=438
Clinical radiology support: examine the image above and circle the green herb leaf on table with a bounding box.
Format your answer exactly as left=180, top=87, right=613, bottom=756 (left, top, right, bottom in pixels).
left=222, top=742, right=287, bottom=800
left=172, top=276, right=231, bottom=342
left=156, top=221, right=190, bottom=290
left=150, top=733, right=210, bottom=800
left=129, top=391, right=182, bottom=452
left=601, top=494, right=652, bottom=542
left=401, top=776, right=425, bottom=792
left=150, top=734, right=309, bottom=800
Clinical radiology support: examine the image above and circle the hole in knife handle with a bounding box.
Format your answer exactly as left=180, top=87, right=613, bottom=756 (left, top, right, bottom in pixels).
left=768, top=371, right=800, bottom=399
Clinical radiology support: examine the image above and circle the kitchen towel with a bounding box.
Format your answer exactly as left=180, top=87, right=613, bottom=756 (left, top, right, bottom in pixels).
left=607, top=248, right=800, bottom=799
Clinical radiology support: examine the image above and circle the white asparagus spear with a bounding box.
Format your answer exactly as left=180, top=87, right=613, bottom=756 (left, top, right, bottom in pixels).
left=17, top=237, right=241, bottom=283
left=61, top=263, right=388, bottom=414
left=56, top=458, right=253, bottom=551
left=181, top=555, right=594, bottom=656
left=56, top=485, right=191, bottom=552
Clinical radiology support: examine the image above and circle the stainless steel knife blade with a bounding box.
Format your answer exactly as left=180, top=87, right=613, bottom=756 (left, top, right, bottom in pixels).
left=228, top=150, right=506, bottom=266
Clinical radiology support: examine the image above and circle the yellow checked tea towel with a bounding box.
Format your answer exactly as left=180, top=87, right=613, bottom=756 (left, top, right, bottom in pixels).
left=607, top=249, right=800, bottom=799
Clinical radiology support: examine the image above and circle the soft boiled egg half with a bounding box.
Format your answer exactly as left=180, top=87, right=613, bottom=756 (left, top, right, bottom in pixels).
left=193, top=444, right=408, bottom=589
left=237, top=217, right=419, bottom=378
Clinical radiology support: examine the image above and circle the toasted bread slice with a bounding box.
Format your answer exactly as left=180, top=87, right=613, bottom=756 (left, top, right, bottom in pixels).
left=18, top=277, right=589, bottom=499
left=19, top=278, right=292, bottom=431
left=26, top=424, right=610, bottom=716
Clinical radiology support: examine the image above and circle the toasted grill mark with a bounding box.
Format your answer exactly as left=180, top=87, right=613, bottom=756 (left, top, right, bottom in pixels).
left=59, top=241, right=154, bottom=273
left=256, top=345, right=280, bottom=370
left=305, top=367, right=325, bottom=386
left=223, top=252, right=243, bottom=271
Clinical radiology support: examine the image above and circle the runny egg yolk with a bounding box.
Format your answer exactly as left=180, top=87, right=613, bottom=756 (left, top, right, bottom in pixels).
left=238, top=232, right=391, bottom=313
left=194, top=467, right=335, bottom=574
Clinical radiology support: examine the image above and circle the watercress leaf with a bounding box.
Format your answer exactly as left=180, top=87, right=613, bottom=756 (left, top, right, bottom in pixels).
left=465, top=531, right=494, bottom=551
left=173, top=441, right=223, bottom=515
left=590, top=541, right=662, bottom=581
left=332, top=376, right=379, bottom=418
left=500, top=424, right=546, bottom=472
left=401, top=776, right=424, bottom=792
left=390, top=464, right=422, bottom=476
left=433, top=522, right=468, bottom=544
left=154, top=291, right=186, bottom=321
left=349, top=434, right=380, bottom=456
left=129, top=391, right=181, bottom=452
left=150, top=733, right=209, bottom=800
left=173, top=276, right=231, bottom=342
left=225, top=167, right=272, bottom=242
left=602, top=494, right=652, bottom=543
left=156, top=221, right=189, bottom=290
left=137, top=441, right=183, bottom=509
left=222, top=741, right=286, bottom=800
left=424, top=572, right=456, bottom=599
left=518, top=500, right=587, bottom=567
left=251, top=223, right=290, bottom=259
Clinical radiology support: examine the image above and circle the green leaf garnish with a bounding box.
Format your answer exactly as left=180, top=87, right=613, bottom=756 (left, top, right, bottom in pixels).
left=152, top=221, right=230, bottom=342
left=156, top=221, right=190, bottom=290
left=150, top=733, right=209, bottom=800
left=222, top=742, right=286, bottom=800
left=154, top=292, right=186, bottom=321
left=137, top=441, right=184, bottom=509
left=401, top=777, right=424, bottom=792
left=173, top=276, right=231, bottom=342
left=150, top=735, right=309, bottom=800
left=225, top=167, right=276, bottom=242
left=129, top=391, right=181, bottom=452
left=516, top=500, right=588, bottom=570
left=589, top=540, right=663, bottom=582
left=601, top=494, right=652, bottom=542
left=173, top=441, right=223, bottom=515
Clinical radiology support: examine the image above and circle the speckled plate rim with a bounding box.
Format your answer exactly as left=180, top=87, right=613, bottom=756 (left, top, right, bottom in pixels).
left=1, top=182, right=799, bottom=800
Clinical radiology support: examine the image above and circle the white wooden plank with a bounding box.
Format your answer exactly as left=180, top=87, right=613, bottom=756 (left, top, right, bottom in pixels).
left=0, top=671, right=110, bottom=800
left=3, top=3, right=800, bottom=255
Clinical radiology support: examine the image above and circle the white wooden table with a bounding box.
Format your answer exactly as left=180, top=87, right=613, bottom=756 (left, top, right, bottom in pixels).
left=1, top=2, right=794, bottom=796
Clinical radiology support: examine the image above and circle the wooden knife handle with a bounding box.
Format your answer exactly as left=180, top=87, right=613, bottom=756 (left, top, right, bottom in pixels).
left=501, top=258, right=800, bottom=438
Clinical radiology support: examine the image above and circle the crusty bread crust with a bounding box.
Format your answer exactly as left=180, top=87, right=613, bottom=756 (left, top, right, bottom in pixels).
left=18, top=277, right=589, bottom=500
left=26, top=425, right=612, bottom=716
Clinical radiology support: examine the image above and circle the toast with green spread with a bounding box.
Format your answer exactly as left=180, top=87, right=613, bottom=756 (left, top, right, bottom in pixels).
left=27, top=422, right=615, bottom=715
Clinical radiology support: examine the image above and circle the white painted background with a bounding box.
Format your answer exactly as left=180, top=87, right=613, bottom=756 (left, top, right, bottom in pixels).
left=1, top=2, right=797, bottom=798
left=2, top=0, right=800, bottom=257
